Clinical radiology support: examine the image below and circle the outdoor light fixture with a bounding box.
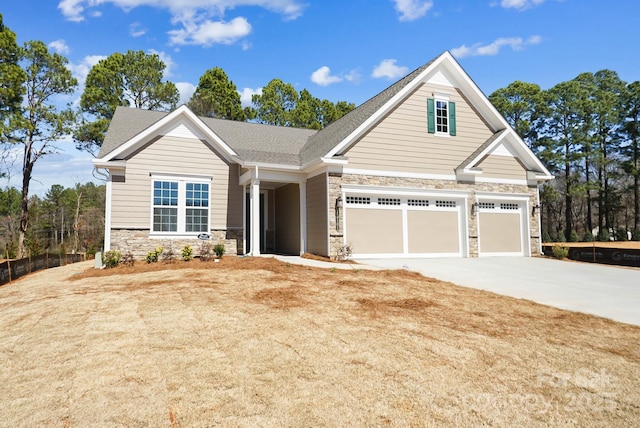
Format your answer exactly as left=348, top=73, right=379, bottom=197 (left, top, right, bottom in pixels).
left=471, top=202, right=478, bottom=216
left=532, top=204, right=541, bottom=216
left=335, top=197, right=343, bottom=231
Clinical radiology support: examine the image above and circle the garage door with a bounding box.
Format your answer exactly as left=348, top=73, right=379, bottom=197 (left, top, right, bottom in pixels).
left=477, top=201, right=525, bottom=256
left=344, top=194, right=465, bottom=258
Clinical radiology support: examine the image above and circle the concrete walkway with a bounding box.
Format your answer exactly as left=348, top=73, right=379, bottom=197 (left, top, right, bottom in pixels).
left=360, top=257, right=640, bottom=326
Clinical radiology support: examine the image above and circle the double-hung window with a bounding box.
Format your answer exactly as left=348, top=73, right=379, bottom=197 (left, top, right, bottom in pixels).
left=152, top=176, right=210, bottom=234
left=427, top=95, right=456, bottom=136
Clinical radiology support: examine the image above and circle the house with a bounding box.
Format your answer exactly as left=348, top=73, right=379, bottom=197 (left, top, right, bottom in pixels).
left=93, top=51, right=553, bottom=260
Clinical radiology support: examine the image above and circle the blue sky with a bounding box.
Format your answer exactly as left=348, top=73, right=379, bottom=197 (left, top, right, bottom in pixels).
left=2, top=0, right=639, bottom=195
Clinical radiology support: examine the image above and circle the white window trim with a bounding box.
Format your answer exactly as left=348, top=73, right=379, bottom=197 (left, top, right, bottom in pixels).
left=150, top=174, right=212, bottom=238
left=434, top=98, right=450, bottom=137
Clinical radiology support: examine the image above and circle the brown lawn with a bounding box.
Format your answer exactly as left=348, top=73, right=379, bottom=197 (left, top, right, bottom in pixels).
left=0, top=257, right=639, bottom=426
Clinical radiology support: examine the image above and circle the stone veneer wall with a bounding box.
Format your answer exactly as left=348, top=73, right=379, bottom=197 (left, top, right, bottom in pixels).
left=327, top=173, right=540, bottom=259
left=110, top=229, right=242, bottom=260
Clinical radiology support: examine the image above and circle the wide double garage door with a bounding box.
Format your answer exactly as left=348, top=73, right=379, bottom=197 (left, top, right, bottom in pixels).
left=344, top=194, right=465, bottom=258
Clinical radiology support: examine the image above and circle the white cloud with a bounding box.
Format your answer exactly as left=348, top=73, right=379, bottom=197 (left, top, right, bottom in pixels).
left=499, top=0, right=545, bottom=10
left=310, top=66, right=343, bottom=87
left=240, top=87, right=262, bottom=108
left=68, top=54, right=107, bottom=88
left=129, top=22, right=147, bottom=37
left=451, top=35, right=542, bottom=58
left=371, top=59, right=409, bottom=79
left=147, top=49, right=175, bottom=77
left=175, top=82, right=197, bottom=106
left=344, top=69, right=361, bottom=83
left=48, top=39, right=70, bottom=55
left=392, top=0, right=434, bottom=21
left=168, top=17, right=252, bottom=46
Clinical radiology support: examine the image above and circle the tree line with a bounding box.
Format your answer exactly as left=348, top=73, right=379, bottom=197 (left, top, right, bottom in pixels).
left=0, top=14, right=354, bottom=258
left=489, top=73, right=640, bottom=242
left=0, top=182, right=105, bottom=258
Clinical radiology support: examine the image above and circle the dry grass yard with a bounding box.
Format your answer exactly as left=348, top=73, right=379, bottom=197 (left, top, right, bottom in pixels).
left=1, top=257, right=639, bottom=427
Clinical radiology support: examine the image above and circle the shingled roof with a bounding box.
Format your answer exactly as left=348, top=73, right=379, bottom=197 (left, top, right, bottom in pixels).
left=98, top=56, right=438, bottom=167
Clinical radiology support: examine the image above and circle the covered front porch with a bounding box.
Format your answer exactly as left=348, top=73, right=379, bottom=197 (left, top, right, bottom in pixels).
left=240, top=167, right=307, bottom=256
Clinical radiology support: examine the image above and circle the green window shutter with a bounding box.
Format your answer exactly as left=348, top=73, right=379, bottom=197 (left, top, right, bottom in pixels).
left=448, top=101, right=456, bottom=136
left=427, top=98, right=435, bottom=133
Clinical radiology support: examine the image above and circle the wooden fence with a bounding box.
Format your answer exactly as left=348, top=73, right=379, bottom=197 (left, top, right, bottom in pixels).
left=0, top=253, right=85, bottom=286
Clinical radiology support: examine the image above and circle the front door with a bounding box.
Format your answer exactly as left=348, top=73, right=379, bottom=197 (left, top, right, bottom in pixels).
left=245, top=192, right=265, bottom=253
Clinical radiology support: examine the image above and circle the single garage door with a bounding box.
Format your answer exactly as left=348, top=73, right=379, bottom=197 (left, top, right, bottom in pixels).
left=344, top=194, right=464, bottom=258
left=477, top=201, right=525, bottom=256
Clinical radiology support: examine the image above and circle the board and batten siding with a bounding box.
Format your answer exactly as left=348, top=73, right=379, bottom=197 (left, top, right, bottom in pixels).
left=110, top=135, right=238, bottom=230
left=477, top=154, right=527, bottom=181
left=344, top=83, right=494, bottom=175
left=306, top=173, right=328, bottom=256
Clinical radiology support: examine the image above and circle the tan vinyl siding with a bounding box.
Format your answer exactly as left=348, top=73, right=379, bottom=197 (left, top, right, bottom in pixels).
left=275, top=184, right=300, bottom=255
left=110, top=135, right=233, bottom=229
left=344, top=83, right=494, bottom=175
left=478, top=154, right=527, bottom=181
left=225, top=163, right=243, bottom=228
left=407, top=211, right=459, bottom=253
left=306, top=173, right=328, bottom=256
left=346, top=208, right=403, bottom=254
left=479, top=212, right=522, bottom=253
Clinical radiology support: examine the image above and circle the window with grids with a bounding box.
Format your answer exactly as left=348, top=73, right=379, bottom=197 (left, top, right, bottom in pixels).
left=436, top=200, right=456, bottom=208
left=153, top=181, right=178, bottom=232
left=436, top=100, right=448, bottom=133
left=408, top=199, right=430, bottom=207
left=478, top=202, right=495, bottom=210
left=500, top=203, right=519, bottom=210
left=346, top=196, right=371, bottom=205
left=378, top=197, right=401, bottom=206
left=152, top=179, right=210, bottom=233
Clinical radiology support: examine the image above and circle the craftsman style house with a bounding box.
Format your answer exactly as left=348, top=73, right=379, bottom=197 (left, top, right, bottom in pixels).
left=93, top=51, right=553, bottom=259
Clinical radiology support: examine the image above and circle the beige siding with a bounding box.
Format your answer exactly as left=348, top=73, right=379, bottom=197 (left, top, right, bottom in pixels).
left=275, top=184, right=300, bottom=255
left=226, top=163, right=243, bottom=228
left=407, top=211, right=459, bottom=253
left=346, top=208, right=403, bottom=254
left=478, top=155, right=527, bottom=181
left=306, top=173, right=328, bottom=256
left=479, top=212, right=522, bottom=253
left=111, top=135, right=234, bottom=229
left=344, top=83, right=494, bottom=175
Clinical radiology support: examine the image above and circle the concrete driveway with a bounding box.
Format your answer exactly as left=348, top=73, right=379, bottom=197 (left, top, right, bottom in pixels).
left=360, top=257, right=640, bottom=326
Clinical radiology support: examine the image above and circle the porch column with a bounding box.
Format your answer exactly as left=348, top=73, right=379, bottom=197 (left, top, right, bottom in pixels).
left=250, top=178, right=261, bottom=256
left=299, top=181, right=307, bottom=255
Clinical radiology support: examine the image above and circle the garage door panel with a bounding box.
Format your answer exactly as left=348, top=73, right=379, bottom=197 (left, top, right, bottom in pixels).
left=346, top=208, right=403, bottom=254
left=479, top=212, right=521, bottom=253
left=407, top=210, right=459, bottom=253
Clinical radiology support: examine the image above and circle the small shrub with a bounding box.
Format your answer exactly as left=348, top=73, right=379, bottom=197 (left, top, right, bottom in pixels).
left=616, top=227, right=628, bottom=241
left=146, top=246, right=164, bottom=263
left=103, top=250, right=122, bottom=268
left=162, top=244, right=175, bottom=262
left=597, top=229, right=610, bottom=242
left=181, top=245, right=193, bottom=261
left=582, top=230, right=595, bottom=242
left=569, top=230, right=579, bottom=242
left=542, top=231, right=552, bottom=243
left=552, top=245, right=569, bottom=260
left=335, top=243, right=353, bottom=261
left=213, top=243, right=225, bottom=258
left=199, top=242, right=213, bottom=261
left=121, top=251, right=135, bottom=266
